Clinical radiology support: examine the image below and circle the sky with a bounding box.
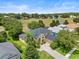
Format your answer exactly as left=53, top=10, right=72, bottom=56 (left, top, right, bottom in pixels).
left=0, top=0, right=79, bottom=14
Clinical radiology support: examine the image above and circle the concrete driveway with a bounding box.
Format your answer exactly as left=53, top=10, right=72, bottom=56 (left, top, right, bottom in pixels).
left=40, top=43, right=68, bottom=59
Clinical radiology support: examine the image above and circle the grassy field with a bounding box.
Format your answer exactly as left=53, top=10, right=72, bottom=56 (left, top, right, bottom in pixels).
left=39, top=51, right=55, bottom=59
left=21, top=18, right=73, bottom=32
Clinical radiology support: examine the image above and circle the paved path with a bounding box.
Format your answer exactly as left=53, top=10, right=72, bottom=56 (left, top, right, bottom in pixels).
left=40, top=43, right=68, bottom=59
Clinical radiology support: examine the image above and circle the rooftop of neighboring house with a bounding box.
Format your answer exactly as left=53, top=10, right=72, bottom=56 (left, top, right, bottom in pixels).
left=48, top=24, right=66, bottom=33
left=0, top=42, right=20, bottom=59
left=48, top=24, right=76, bottom=33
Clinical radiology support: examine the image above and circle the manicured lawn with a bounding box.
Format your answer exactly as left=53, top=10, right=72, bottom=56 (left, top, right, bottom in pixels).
left=13, top=40, right=27, bottom=59
left=56, top=47, right=70, bottom=55
left=14, top=40, right=26, bottom=49
left=39, top=51, right=55, bottom=59
left=70, top=49, right=79, bottom=59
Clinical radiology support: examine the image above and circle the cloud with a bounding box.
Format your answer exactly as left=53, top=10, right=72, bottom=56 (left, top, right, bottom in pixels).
left=0, top=0, right=79, bottom=13
left=0, top=3, right=28, bottom=13
left=47, top=1, right=79, bottom=13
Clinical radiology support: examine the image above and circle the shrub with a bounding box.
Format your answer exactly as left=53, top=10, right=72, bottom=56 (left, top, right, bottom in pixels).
left=50, top=42, right=58, bottom=49
left=63, top=20, right=69, bottom=25
left=73, top=18, right=79, bottom=23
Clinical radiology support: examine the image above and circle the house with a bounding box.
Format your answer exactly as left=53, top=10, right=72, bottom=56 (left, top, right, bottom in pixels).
left=48, top=24, right=75, bottom=33
left=48, top=24, right=66, bottom=33
left=19, top=28, right=56, bottom=44
left=52, top=15, right=61, bottom=20
left=31, top=28, right=56, bottom=43
left=70, top=15, right=77, bottom=18
left=0, top=42, right=20, bottom=59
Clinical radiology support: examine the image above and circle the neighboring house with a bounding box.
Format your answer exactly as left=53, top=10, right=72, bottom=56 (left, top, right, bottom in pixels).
left=70, top=15, right=77, bottom=18
left=52, top=15, right=61, bottom=20
left=19, top=28, right=56, bottom=44
left=0, top=42, right=20, bottom=59
left=48, top=24, right=67, bottom=33
left=48, top=24, right=75, bottom=33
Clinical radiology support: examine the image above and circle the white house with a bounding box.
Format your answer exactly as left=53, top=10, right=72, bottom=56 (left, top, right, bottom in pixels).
left=48, top=24, right=75, bottom=33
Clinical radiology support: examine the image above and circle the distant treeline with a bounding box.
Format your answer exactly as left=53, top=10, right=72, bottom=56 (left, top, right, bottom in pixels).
left=0, top=12, right=79, bottom=19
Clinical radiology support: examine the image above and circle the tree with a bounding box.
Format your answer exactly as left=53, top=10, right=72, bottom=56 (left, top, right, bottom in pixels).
left=50, top=30, right=79, bottom=50
left=14, top=14, right=22, bottom=19
left=1, top=18, right=22, bottom=38
left=50, top=20, right=60, bottom=27
left=50, top=20, right=56, bottom=27
left=56, top=30, right=79, bottom=50
left=38, top=20, right=45, bottom=27
left=50, top=41, right=58, bottom=49
left=55, top=20, right=60, bottom=26
left=26, top=45, right=39, bottom=59
left=63, top=20, right=69, bottom=25
left=28, top=21, right=40, bottom=29
left=73, top=18, right=79, bottom=23
left=28, top=21, right=45, bottom=29
left=26, top=32, right=40, bottom=48
left=75, top=27, right=79, bottom=32
left=0, top=31, right=7, bottom=42
left=61, top=14, right=69, bottom=18
left=26, top=32, right=39, bottom=59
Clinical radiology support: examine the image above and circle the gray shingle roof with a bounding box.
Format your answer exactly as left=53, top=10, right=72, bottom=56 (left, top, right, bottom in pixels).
left=31, top=28, right=56, bottom=40
left=0, top=42, right=20, bottom=59
left=19, top=28, right=56, bottom=40
left=19, top=33, right=27, bottom=40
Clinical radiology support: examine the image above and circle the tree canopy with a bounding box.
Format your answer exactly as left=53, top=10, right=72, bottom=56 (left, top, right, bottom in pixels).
left=63, top=20, right=69, bottom=25
left=28, top=20, right=45, bottom=29
left=50, top=20, right=60, bottom=27
left=26, top=44, right=39, bottom=59
left=26, top=32, right=39, bottom=59
left=0, top=31, right=7, bottom=42
left=0, top=18, right=22, bottom=38
left=51, top=30, right=79, bottom=50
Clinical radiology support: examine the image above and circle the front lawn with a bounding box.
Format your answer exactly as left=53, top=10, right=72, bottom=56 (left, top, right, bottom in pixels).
left=70, top=48, right=79, bottom=59
left=56, top=47, right=70, bottom=55
left=39, top=51, right=55, bottom=59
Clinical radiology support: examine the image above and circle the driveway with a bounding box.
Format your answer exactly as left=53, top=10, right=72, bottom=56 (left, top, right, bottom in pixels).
left=40, top=43, right=68, bottom=59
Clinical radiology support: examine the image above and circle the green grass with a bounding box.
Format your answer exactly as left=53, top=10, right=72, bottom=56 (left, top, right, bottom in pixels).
left=13, top=40, right=27, bottom=53
left=56, top=47, right=70, bottom=55
left=39, top=51, right=55, bottom=59
left=13, top=40, right=27, bottom=59
left=70, top=49, right=79, bottom=59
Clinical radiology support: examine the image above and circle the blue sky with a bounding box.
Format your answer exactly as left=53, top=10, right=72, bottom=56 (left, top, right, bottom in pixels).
left=0, top=0, right=79, bottom=13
